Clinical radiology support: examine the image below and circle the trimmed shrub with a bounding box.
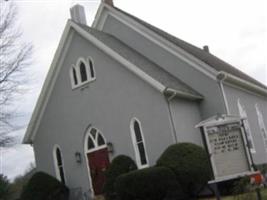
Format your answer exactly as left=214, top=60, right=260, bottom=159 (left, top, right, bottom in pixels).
left=20, top=171, right=69, bottom=200
left=115, top=166, right=187, bottom=200
left=157, top=143, right=212, bottom=197
left=104, top=155, right=137, bottom=200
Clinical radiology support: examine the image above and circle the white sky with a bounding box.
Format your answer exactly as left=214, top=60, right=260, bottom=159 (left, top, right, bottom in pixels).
left=2, top=0, right=267, bottom=180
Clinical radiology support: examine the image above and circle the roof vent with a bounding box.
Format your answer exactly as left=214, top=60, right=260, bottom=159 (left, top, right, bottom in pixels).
left=102, top=0, right=114, bottom=6
left=203, top=45, right=210, bottom=53
left=70, top=4, right=87, bottom=25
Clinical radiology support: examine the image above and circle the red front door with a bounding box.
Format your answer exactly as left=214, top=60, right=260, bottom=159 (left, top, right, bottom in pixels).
left=87, top=148, right=110, bottom=195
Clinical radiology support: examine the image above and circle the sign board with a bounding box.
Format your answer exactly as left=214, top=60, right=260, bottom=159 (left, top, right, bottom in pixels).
left=196, top=115, right=255, bottom=182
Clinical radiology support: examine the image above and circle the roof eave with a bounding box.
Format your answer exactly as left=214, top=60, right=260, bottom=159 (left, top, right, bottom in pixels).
left=164, top=88, right=203, bottom=101
left=217, top=71, right=267, bottom=97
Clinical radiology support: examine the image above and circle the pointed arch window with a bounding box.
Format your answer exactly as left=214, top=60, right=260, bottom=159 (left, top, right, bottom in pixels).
left=70, top=57, right=96, bottom=89
left=255, top=104, right=267, bottom=150
left=89, top=59, right=95, bottom=79
left=86, top=127, right=107, bottom=152
left=237, top=99, right=256, bottom=153
left=53, top=145, right=66, bottom=184
left=72, top=67, right=78, bottom=85
left=130, top=118, right=148, bottom=168
left=80, top=62, right=88, bottom=82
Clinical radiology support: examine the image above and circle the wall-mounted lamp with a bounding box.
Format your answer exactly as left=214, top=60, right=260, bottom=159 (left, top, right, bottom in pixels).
left=107, top=142, right=114, bottom=153
left=75, top=152, right=82, bottom=164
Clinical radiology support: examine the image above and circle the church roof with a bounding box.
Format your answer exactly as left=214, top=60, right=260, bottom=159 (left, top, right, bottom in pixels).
left=113, top=7, right=267, bottom=90
left=78, top=22, right=203, bottom=99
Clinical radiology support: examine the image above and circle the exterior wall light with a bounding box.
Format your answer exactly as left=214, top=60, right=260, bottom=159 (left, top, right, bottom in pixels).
left=75, top=152, right=82, bottom=163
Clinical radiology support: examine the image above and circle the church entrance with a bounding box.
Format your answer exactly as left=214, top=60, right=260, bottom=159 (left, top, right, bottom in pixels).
left=85, top=127, right=110, bottom=196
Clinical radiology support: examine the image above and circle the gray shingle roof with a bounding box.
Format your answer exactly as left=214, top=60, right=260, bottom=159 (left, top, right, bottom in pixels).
left=114, top=7, right=267, bottom=90
left=77, top=22, right=202, bottom=98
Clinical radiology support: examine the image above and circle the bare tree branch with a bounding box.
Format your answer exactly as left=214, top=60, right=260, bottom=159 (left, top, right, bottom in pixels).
left=0, top=1, right=33, bottom=147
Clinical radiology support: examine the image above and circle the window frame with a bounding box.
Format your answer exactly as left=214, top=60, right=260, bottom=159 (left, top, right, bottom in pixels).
left=130, top=118, right=149, bottom=169
left=53, top=145, right=67, bottom=184
left=237, top=99, right=256, bottom=153
left=70, top=57, right=96, bottom=89
left=84, top=127, right=107, bottom=154
left=255, top=103, right=267, bottom=151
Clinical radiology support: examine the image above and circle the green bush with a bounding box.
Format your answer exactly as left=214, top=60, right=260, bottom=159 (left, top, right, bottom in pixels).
left=157, top=143, right=212, bottom=197
left=115, top=166, right=187, bottom=200
left=104, top=155, right=137, bottom=200
left=20, top=172, right=69, bottom=200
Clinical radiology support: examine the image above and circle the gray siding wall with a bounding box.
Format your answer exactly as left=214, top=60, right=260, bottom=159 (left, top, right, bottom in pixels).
left=224, top=84, right=267, bottom=164
left=169, top=99, right=203, bottom=145
left=102, top=15, right=227, bottom=119
left=33, top=32, right=186, bottom=195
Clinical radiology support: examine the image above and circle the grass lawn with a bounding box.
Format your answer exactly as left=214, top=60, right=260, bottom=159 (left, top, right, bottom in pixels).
left=200, top=188, right=267, bottom=200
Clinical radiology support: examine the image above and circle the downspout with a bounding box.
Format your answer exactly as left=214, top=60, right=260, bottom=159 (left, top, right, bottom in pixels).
left=165, top=89, right=178, bottom=143
left=217, top=72, right=230, bottom=115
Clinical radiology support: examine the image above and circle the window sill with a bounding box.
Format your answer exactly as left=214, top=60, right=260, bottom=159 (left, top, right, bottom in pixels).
left=138, top=164, right=149, bottom=169
left=71, top=78, right=96, bottom=90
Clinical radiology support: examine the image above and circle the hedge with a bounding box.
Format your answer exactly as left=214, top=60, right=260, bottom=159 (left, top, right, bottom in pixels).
left=115, top=166, right=187, bottom=200
left=20, top=172, right=69, bottom=200
left=104, top=155, right=137, bottom=200
left=157, top=143, right=212, bottom=197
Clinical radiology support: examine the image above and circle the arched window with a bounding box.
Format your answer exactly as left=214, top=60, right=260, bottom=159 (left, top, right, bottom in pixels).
left=255, top=104, right=267, bottom=150
left=237, top=99, right=256, bottom=153
left=70, top=57, right=96, bottom=89
left=72, top=67, right=78, bottom=85
left=53, top=145, right=66, bottom=184
left=79, top=61, right=88, bottom=82
left=130, top=118, right=148, bottom=168
left=86, top=127, right=106, bottom=152
left=89, top=58, right=95, bottom=79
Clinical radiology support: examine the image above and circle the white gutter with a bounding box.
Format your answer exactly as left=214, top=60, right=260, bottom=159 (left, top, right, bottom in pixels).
left=217, top=71, right=267, bottom=97
left=164, top=88, right=203, bottom=101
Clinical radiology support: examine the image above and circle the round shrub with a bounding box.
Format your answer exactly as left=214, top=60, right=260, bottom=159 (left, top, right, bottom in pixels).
left=20, top=172, right=69, bottom=200
left=115, top=166, right=187, bottom=200
left=157, top=143, right=212, bottom=197
left=104, top=155, right=137, bottom=200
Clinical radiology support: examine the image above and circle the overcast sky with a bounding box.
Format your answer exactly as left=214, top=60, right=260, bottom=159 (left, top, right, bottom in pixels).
left=1, top=0, right=267, bottom=180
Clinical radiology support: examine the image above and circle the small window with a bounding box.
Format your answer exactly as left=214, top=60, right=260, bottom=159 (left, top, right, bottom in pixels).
left=89, top=59, right=95, bottom=78
left=80, top=62, right=88, bottom=82
left=130, top=118, right=148, bottom=168
left=53, top=146, right=66, bottom=184
left=70, top=57, right=96, bottom=89
left=255, top=104, right=267, bottom=150
left=237, top=99, right=256, bottom=153
left=72, top=67, right=78, bottom=85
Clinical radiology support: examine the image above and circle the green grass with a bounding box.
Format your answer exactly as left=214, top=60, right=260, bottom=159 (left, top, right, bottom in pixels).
left=200, top=188, right=267, bottom=200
